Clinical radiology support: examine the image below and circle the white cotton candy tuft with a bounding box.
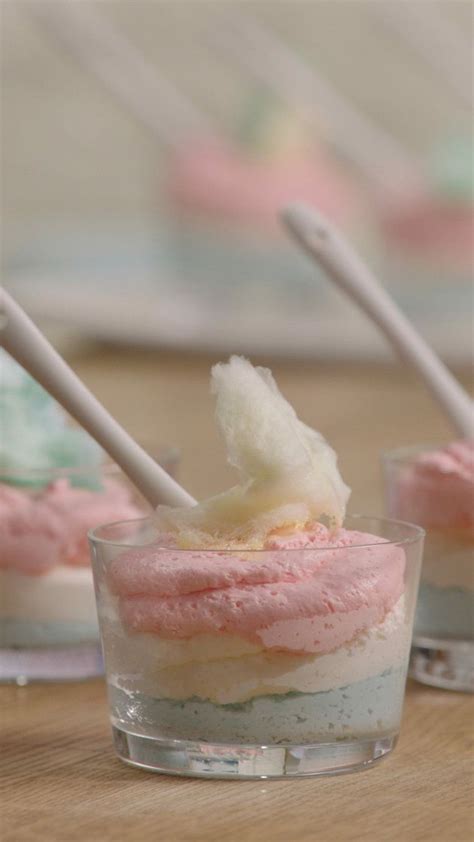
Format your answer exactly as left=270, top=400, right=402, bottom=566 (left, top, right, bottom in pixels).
left=156, top=356, right=350, bottom=548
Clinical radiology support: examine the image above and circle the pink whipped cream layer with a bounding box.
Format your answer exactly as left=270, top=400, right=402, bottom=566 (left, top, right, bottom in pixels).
left=0, top=479, right=143, bottom=575
left=388, top=440, right=474, bottom=530
left=167, top=141, right=360, bottom=230
left=108, top=525, right=405, bottom=655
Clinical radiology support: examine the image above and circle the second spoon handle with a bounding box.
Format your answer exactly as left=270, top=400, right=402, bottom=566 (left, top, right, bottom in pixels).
left=282, top=204, right=473, bottom=439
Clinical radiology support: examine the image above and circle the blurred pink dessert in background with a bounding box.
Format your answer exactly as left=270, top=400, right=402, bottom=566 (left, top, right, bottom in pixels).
left=386, top=441, right=474, bottom=531
left=0, top=469, right=143, bottom=657
left=166, top=93, right=367, bottom=234
left=381, top=196, right=473, bottom=271
left=1, top=478, right=142, bottom=575
left=380, top=134, right=473, bottom=273
left=384, top=439, right=474, bottom=691
left=163, top=96, right=372, bottom=325
left=0, top=352, right=175, bottom=680
left=167, top=137, right=359, bottom=233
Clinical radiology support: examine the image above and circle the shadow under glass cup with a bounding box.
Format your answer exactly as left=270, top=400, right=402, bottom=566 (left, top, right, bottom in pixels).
left=0, top=448, right=179, bottom=684
left=90, top=515, right=423, bottom=779
left=383, top=446, right=474, bottom=693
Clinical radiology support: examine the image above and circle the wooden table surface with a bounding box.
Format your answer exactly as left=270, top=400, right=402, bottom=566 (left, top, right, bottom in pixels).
left=2, top=348, right=473, bottom=842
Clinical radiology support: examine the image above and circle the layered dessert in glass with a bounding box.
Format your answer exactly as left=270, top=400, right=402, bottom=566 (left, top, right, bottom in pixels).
left=384, top=441, right=473, bottom=692
left=0, top=353, right=176, bottom=681
left=91, top=357, right=423, bottom=778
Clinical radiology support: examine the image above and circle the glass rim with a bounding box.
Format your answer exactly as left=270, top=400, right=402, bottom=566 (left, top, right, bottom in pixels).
left=0, top=447, right=180, bottom=480
left=88, top=513, right=425, bottom=552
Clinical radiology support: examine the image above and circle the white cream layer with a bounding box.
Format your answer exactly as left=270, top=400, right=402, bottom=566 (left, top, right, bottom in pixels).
left=0, top=567, right=98, bottom=625
left=103, top=595, right=409, bottom=704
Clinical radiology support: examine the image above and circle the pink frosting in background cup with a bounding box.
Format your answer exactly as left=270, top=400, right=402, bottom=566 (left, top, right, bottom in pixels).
left=384, top=440, right=474, bottom=532
left=383, top=440, right=474, bottom=693
left=0, top=452, right=178, bottom=683
left=0, top=472, right=144, bottom=576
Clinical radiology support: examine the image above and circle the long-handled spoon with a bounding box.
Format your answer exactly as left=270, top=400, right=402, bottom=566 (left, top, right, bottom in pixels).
left=28, top=1, right=217, bottom=149
left=281, top=203, right=473, bottom=439
left=0, top=288, right=196, bottom=508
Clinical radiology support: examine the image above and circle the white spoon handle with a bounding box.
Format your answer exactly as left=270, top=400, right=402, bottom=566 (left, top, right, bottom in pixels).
left=281, top=204, right=473, bottom=439
left=0, top=289, right=196, bottom=508
left=30, top=2, right=216, bottom=149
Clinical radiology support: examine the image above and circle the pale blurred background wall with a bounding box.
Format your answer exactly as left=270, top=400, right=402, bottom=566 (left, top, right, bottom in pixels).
left=2, top=0, right=471, bottom=226
left=1, top=0, right=472, bottom=364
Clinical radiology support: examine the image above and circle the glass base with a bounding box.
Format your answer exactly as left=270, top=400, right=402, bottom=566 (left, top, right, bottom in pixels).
left=410, top=638, right=474, bottom=693
left=112, top=727, right=397, bottom=779
left=0, top=643, right=104, bottom=683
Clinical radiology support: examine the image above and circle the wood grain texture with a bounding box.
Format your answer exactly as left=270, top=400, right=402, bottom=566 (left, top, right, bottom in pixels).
left=2, top=350, right=473, bottom=842
left=2, top=681, right=473, bottom=842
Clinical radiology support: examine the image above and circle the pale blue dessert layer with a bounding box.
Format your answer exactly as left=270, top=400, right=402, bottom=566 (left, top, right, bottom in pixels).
left=109, top=667, right=407, bottom=745
left=414, top=583, right=474, bottom=640
left=0, top=619, right=100, bottom=648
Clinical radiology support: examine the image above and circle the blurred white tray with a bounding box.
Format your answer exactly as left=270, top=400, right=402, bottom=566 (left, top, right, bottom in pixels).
left=6, top=269, right=472, bottom=364
left=4, top=219, right=472, bottom=363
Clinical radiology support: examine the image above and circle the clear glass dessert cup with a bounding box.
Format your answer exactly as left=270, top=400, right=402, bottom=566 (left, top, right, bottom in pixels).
left=383, top=446, right=473, bottom=693
left=0, top=448, right=179, bottom=684
left=90, top=515, right=423, bottom=779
